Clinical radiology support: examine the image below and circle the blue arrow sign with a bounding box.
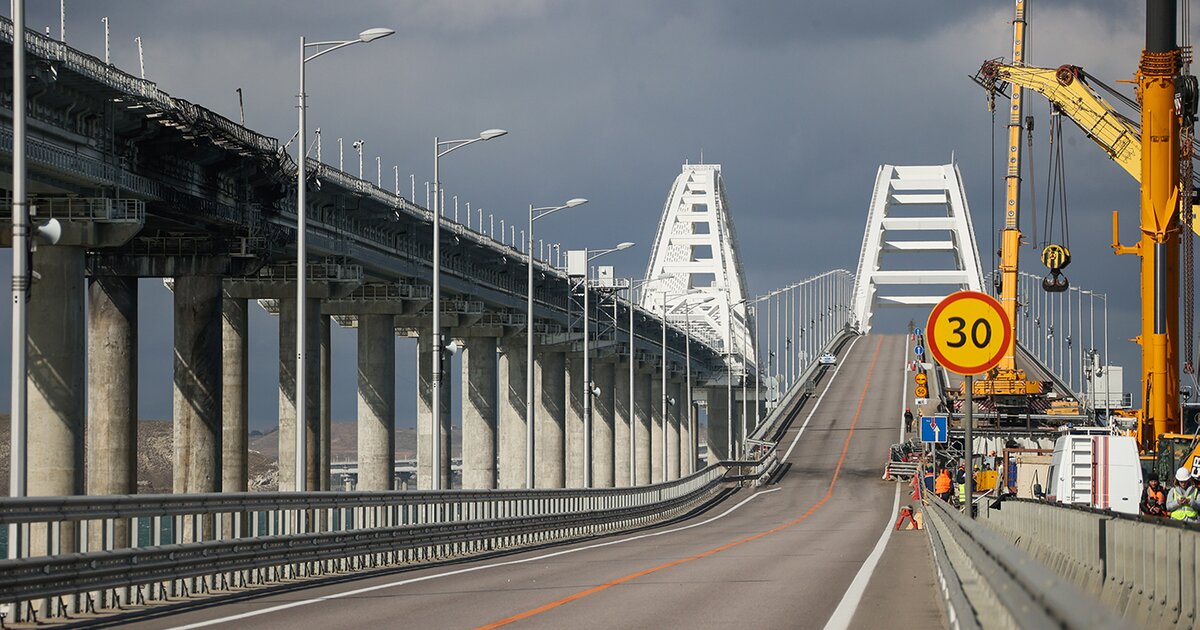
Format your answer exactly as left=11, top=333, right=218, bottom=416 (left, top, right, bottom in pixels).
left=914, top=345, right=925, bottom=356
left=914, top=327, right=922, bottom=336
left=921, top=415, right=948, bottom=443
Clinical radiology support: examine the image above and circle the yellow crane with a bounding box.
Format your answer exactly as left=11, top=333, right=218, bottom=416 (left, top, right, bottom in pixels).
left=971, top=0, right=1046, bottom=412
left=977, top=0, right=1195, bottom=462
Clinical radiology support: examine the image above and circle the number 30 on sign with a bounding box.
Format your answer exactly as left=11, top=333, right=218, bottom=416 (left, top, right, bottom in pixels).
left=926, top=291, right=1011, bottom=376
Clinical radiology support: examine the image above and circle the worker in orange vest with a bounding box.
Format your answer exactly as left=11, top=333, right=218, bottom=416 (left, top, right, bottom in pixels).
left=934, top=469, right=952, bottom=502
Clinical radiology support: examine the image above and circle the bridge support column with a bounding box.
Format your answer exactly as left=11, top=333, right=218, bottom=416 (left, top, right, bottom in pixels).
left=613, top=359, right=632, bottom=486
left=86, top=275, right=137, bottom=501
left=706, top=387, right=728, bottom=463
left=320, top=314, right=332, bottom=491
left=683, top=401, right=697, bottom=475
left=535, top=350, right=566, bottom=488
left=592, top=361, right=615, bottom=487
left=221, top=296, right=248, bottom=493
left=497, top=336, right=526, bottom=488
left=28, top=246, right=85, bottom=502
left=565, top=357, right=586, bottom=488
left=417, top=328, right=452, bottom=489
left=462, top=336, right=498, bottom=489
left=357, top=314, right=395, bottom=491
left=173, top=275, right=223, bottom=495
left=278, top=297, right=320, bottom=491
left=650, top=374, right=664, bottom=483
left=667, top=377, right=682, bottom=480
left=634, top=370, right=653, bottom=485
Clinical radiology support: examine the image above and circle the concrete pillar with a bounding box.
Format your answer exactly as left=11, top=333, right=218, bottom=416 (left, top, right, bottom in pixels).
left=613, top=359, right=632, bottom=486
left=650, top=374, right=664, bottom=483
left=535, top=350, right=566, bottom=488
left=462, top=336, right=498, bottom=489
left=277, top=297, right=320, bottom=491
left=27, top=246, right=85, bottom=499
left=592, top=361, right=615, bottom=487
left=86, top=275, right=137, bottom=498
left=497, top=336, right=526, bottom=488
left=565, top=357, right=585, bottom=488
left=320, top=314, right=332, bottom=490
left=667, top=378, right=681, bottom=480
left=173, top=275, right=223, bottom=494
left=221, top=297, right=248, bottom=493
left=707, top=387, right=729, bottom=463
left=682, top=399, right=695, bottom=476
left=417, top=329, right=451, bottom=489
left=357, top=314, right=395, bottom=491
left=634, top=371, right=653, bottom=485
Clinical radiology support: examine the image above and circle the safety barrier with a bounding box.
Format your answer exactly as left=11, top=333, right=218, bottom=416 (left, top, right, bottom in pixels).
left=922, top=495, right=1127, bottom=630
left=0, top=465, right=735, bottom=623
left=979, top=498, right=1200, bottom=630
left=749, top=328, right=858, bottom=445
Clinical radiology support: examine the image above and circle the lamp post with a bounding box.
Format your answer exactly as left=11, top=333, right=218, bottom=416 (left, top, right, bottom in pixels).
left=429, top=129, right=507, bottom=490
left=295, top=26, right=393, bottom=492
left=660, top=289, right=705, bottom=477
left=525, top=198, right=588, bottom=489
left=627, top=274, right=674, bottom=484
left=571, top=243, right=634, bottom=487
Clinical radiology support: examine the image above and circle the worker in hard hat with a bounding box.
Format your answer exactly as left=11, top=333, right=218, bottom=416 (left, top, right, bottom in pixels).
left=1166, top=467, right=1199, bottom=523
left=934, top=469, right=952, bottom=502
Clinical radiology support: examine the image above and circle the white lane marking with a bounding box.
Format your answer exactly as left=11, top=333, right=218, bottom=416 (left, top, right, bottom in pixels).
left=168, top=488, right=782, bottom=629
left=821, top=483, right=902, bottom=630
left=782, top=336, right=861, bottom=462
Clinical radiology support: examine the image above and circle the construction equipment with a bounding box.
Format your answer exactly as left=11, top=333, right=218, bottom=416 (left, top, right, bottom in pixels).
left=977, top=1, right=1199, bottom=463
left=971, top=0, right=1046, bottom=413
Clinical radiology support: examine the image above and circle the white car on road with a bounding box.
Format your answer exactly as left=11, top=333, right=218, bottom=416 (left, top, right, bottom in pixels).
left=818, top=352, right=837, bottom=366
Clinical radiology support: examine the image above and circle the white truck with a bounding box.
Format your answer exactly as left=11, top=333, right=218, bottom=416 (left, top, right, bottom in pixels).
left=1043, top=426, right=1143, bottom=515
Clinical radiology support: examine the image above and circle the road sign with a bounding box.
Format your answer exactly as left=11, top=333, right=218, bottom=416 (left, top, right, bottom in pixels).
left=926, top=290, right=1012, bottom=376
left=914, top=327, right=922, bottom=336
left=915, top=397, right=929, bottom=407
left=921, top=415, right=948, bottom=443
left=914, top=384, right=928, bottom=398
left=915, top=373, right=928, bottom=386
left=914, top=345, right=924, bottom=356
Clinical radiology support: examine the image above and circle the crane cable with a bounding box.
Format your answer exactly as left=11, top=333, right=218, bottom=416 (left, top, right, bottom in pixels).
left=1183, top=0, right=1196, bottom=377
left=1043, top=109, right=1070, bottom=251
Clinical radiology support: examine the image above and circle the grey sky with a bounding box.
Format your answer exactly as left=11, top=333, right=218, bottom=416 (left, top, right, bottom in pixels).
left=0, top=2, right=1175, bottom=428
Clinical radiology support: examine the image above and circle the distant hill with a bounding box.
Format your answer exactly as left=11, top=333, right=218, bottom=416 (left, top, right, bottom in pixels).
left=1, top=415, right=462, bottom=494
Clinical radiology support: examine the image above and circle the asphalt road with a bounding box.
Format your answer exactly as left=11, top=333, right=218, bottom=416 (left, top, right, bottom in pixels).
left=123, top=334, right=931, bottom=630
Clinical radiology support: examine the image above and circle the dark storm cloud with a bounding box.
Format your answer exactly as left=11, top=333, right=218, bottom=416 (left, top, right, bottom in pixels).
left=0, top=2, right=1172, bottom=423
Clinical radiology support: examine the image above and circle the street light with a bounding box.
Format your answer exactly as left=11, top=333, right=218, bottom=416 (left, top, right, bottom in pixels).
left=430, top=128, right=508, bottom=490
left=660, top=289, right=706, bottom=479
left=571, top=242, right=633, bottom=487
left=525, top=198, right=588, bottom=489
left=627, top=273, right=674, bottom=485
left=294, top=25, right=393, bottom=493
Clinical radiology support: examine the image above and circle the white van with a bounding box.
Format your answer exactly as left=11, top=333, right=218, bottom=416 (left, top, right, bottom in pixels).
left=1045, top=427, right=1143, bottom=515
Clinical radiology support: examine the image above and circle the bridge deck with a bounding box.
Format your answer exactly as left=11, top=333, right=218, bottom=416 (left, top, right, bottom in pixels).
left=116, top=336, right=941, bottom=629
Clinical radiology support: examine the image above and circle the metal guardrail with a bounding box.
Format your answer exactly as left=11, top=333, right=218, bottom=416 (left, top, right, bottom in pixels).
left=0, top=466, right=733, bottom=622
left=979, top=498, right=1200, bottom=629
left=922, top=495, right=1128, bottom=630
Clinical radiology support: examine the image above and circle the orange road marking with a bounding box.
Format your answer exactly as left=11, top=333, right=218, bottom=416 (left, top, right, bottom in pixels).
left=477, top=338, right=885, bottom=629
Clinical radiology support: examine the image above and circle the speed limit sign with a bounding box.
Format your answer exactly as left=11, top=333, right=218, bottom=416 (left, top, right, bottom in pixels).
left=926, top=291, right=1011, bottom=376
left=915, top=385, right=929, bottom=398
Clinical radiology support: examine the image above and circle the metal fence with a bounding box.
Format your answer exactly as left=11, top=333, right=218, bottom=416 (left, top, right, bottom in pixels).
left=921, top=494, right=1128, bottom=630
left=0, top=465, right=730, bottom=623
left=979, top=498, right=1200, bottom=630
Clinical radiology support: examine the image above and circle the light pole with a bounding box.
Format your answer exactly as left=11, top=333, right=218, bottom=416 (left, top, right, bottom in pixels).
left=572, top=243, right=634, bottom=487
left=295, top=26, right=393, bottom=492
left=627, top=274, right=674, bottom=484
left=661, top=289, right=706, bottom=477
left=430, top=129, right=507, bottom=490
left=525, top=198, right=588, bottom=489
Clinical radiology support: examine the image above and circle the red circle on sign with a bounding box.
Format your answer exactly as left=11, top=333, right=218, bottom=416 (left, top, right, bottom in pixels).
left=925, top=291, right=1012, bottom=376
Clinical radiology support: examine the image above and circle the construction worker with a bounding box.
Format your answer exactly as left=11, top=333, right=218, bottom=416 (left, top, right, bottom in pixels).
left=904, top=408, right=914, bottom=433
left=1140, top=472, right=1167, bottom=517
left=1166, top=467, right=1199, bottom=523
left=934, top=469, right=952, bottom=502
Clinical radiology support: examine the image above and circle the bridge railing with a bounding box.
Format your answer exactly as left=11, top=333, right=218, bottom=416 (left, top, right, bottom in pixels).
left=921, top=494, right=1128, bottom=630
left=0, top=465, right=737, bottom=622
left=977, top=498, right=1200, bottom=629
